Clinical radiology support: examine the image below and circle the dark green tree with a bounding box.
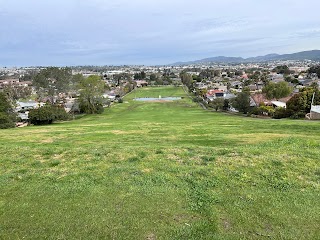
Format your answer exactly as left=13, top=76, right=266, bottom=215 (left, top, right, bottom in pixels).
left=141, top=71, right=146, bottom=79
left=286, top=93, right=308, bottom=118
left=223, top=99, right=230, bottom=110
left=0, top=92, right=16, bottom=129
left=286, top=88, right=320, bottom=117
left=231, top=92, right=251, bottom=113
left=273, top=65, right=292, bottom=75
left=149, top=73, right=157, bottom=81
left=308, top=65, right=320, bottom=78
left=133, top=71, right=146, bottom=80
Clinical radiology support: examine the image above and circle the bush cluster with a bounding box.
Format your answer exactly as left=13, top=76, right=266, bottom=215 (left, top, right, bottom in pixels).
left=29, top=104, right=69, bottom=125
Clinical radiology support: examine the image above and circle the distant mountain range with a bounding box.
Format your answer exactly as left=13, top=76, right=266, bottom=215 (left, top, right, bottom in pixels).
left=172, top=50, right=320, bottom=65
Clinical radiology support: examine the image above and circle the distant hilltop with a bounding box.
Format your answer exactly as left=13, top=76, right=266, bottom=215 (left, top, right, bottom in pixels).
left=172, top=50, right=320, bottom=65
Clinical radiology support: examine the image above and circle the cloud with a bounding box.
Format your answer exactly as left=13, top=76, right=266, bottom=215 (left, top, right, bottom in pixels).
left=292, top=28, right=320, bottom=39
left=186, top=17, right=250, bottom=33
left=0, top=0, right=320, bottom=66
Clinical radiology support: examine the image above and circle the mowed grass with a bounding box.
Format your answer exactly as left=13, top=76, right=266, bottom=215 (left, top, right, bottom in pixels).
left=0, top=86, right=320, bottom=239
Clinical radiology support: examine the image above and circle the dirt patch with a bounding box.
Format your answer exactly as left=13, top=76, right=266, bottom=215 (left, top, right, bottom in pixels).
left=146, top=233, right=156, bottom=240
left=41, top=138, right=54, bottom=143
left=53, top=154, right=64, bottom=160
left=221, top=218, right=231, bottom=230
left=142, top=168, right=152, bottom=173
left=227, top=133, right=290, bottom=144
left=111, top=130, right=144, bottom=135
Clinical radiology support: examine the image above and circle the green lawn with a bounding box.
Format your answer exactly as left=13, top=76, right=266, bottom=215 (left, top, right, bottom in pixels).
left=0, top=86, right=319, bottom=239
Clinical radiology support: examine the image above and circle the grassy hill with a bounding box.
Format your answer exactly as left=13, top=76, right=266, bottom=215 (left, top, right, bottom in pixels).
left=1, top=86, right=319, bottom=239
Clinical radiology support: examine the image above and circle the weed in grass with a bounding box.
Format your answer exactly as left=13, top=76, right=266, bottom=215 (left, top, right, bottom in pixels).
left=49, top=160, right=61, bottom=167
left=201, top=155, right=216, bottom=162
left=16, top=169, right=28, bottom=174
left=31, top=161, right=42, bottom=167
left=217, top=149, right=230, bottom=156
left=128, top=156, right=140, bottom=162
left=272, top=160, right=284, bottom=167
left=138, top=151, right=147, bottom=158
left=155, top=149, right=163, bottom=154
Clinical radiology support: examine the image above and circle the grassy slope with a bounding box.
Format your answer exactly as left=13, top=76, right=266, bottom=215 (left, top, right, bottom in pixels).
left=0, top=86, right=319, bottom=239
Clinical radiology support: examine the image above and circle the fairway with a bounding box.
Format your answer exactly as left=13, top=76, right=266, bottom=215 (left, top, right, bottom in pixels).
left=1, top=86, right=320, bottom=239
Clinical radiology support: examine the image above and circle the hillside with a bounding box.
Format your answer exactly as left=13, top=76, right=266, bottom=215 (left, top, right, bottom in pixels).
left=0, top=86, right=320, bottom=239
left=172, top=50, right=320, bottom=65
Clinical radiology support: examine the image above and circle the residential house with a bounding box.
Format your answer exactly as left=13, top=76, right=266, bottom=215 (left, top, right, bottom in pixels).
left=16, top=101, right=46, bottom=121
left=135, top=80, right=148, bottom=87
left=251, top=93, right=294, bottom=108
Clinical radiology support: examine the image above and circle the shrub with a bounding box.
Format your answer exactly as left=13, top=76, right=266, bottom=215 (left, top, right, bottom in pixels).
left=29, top=104, right=69, bottom=125
left=250, top=107, right=260, bottom=115
left=0, top=112, right=15, bottom=129
left=273, top=108, right=291, bottom=119
left=289, top=112, right=306, bottom=119
left=260, top=105, right=275, bottom=116
left=250, top=106, right=275, bottom=116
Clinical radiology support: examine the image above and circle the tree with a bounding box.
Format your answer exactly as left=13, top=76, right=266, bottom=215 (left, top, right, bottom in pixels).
left=231, top=92, right=251, bottom=113
left=3, top=84, right=32, bottom=101
left=260, top=72, right=270, bottom=86
left=114, top=73, right=132, bottom=86
left=20, top=70, right=37, bottom=81
left=249, top=71, right=261, bottom=84
left=155, top=78, right=164, bottom=85
left=286, top=93, right=308, bottom=118
left=0, top=92, right=16, bottom=129
left=141, top=71, right=146, bottom=79
left=214, top=70, right=221, bottom=77
left=33, top=67, right=72, bottom=103
left=286, top=88, right=320, bottom=117
left=285, top=75, right=299, bottom=85
left=273, top=65, right=292, bottom=75
left=71, top=74, right=84, bottom=90
left=134, top=71, right=146, bottom=80
left=262, top=81, right=292, bottom=99
left=223, top=99, right=230, bottom=110
left=209, top=98, right=224, bottom=111
left=149, top=73, right=157, bottom=81
left=301, top=87, right=320, bottom=112
left=308, top=65, right=320, bottom=78
left=78, top=75, right=105, bottom=114
left=180, top=73, right=193, bottom=88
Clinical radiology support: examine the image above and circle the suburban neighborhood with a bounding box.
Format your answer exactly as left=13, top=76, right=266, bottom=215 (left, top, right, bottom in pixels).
left=1, top=58, right=320, bottom=128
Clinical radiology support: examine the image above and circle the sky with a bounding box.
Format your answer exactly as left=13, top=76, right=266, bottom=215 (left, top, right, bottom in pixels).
left=0, top=0, right=320, bottom=66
